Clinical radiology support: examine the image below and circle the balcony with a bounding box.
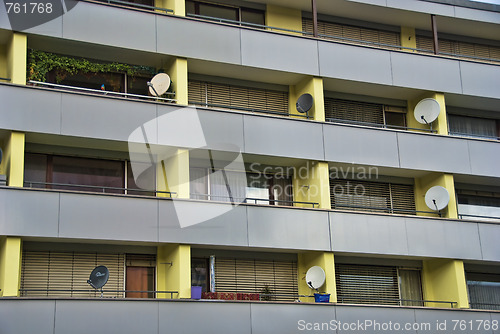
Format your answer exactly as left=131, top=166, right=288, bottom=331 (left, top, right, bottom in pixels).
left=0, top=298, right=499, bottom=334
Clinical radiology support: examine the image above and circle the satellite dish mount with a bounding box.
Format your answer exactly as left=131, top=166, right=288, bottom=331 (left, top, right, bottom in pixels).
left=87, top=265, right=110, bottom=298
left=147, top=73, right=171, bottom=98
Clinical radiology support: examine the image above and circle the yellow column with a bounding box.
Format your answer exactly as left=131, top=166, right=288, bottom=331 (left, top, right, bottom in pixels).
left=7, top=32, right=27, bottom=85
left=157, top=149, right=190, bottom=198
left=407, top=92, right=448, bottom=135
left=401, top=27, right=416, bottom=52
left=298, top=252, right=336, bottom=302
left=0, top=237, right=22, bottom=297
left=422, top=259, right=469, bottom=308
left=289, top=76, right=325, bottom=121
left=157, top=244, right=191, bottom=299
left=293, top=161, right=331, bottom=209
left=0, top=132, right=25, bottom=187
left=415, top=172, right=457, bottom=218
left=154, top=0, right=184, bottom=15
left=165, top=58, right=188, bottom=105
left=265, top=5, right=302, bottom=35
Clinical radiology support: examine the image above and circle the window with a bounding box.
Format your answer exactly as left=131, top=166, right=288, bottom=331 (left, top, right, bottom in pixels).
left=186, top=0, right=264, bottom=26
left=20, top=250, right=125, bottom=298
left=467, top=273, right=500, bottom=310
left=325, top=98, right=407, bottom=130
left=448, top=114, right=499, bottom=140
left=188, top=80, right=289, bottom=116
left=456, top=189, right=500, bottom=222
left=336, top=264, right=423, bottom=306
left=192, top=258, right=209, bottom=293
left=214, top=257, right=298, bottom=302
left=24, top=153, right=155, bottom=195
left=302, top=18, right=400, bottom=50
left=330, top=179, right=416, bottom=215
left=190, top=167, right=293, bottom=205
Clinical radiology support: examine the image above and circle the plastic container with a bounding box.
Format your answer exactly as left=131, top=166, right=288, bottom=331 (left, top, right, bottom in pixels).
left=191, top=286, right=202, bottom=300
left=314, top=293, right=330, bottom=303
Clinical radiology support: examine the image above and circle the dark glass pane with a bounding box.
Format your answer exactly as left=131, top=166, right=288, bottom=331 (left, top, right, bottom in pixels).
left=127, top=75, right=150, bottom=96
left=51, top=156, right=124, bottom=193
left=199, top=3, right=237, bottom=21
left=385, top=112, right=406, bottom=128
left=186, top=0, right=195, bottom=14
left=127, top=161, right=156, bottom=196
left=54, top=71, right=124, bottom=92
left=24, top=153, right=47, bottom=188
left=241, top=8, right=265, bottom=26
left=191, top=258, right=208, bottom=292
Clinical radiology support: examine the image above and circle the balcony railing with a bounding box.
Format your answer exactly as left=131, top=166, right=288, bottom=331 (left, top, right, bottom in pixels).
left=331, top=204, right=441, bottom=217
left=326, top=117, right=437, bottom=133
left=19, top=288, right=178, bottom=298
left=189, top=101, right=310, bottom=119
left=338, top=296, right=457, bottom=308
left=190, top=193, right=318, bottom=208
left=28, top=81, right=176, bottom=103
left=88, top=0, right=173, bottom=14
left=458, top=204, right=500, bottom=223
left=469, top=302, right=500, bottom=311
left=449, top=131, right=500, bottom=141
left=24, top=181, right=175, bottom=198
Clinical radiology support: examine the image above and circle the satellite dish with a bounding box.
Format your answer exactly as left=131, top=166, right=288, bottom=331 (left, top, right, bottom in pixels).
left=296, top=93, right=313, bottom=114
left=87, top=265, right=109, bottom=290
left=414, top=98, right=440, bottom=125
left=147, top=73, right=171, bottom=97
left=425, top=186, right=450, bottom=211
left=305, top=266, right=326, bottom=290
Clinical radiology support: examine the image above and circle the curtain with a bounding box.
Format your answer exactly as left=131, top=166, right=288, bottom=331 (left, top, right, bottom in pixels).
left=210, top=170, right=247, bottom=203
left=190, top=167, right=209, bottom=200
left=399, top=269, right=423, bottom=306
left=449, top=114, right=497, bottom=139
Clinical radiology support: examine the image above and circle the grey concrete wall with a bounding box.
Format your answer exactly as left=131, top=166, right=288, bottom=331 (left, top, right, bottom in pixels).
left=1, top=84, right=499, bottom=178
left=3, top=0, right=499, bottom=99
left=0, top=298, right=499, bottom=334
left=1, top=187, right=499, bottom=261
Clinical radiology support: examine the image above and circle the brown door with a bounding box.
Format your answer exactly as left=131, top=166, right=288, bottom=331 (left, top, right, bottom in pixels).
left=126, top=266, right=154, bottom=298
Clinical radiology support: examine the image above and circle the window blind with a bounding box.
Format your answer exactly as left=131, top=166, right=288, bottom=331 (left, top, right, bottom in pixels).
left=336, top=264, right=400, bottom=305
left=188, top=80, right=289, bottom=116
left=303, top=18, right=400, bottom=49
left=20, top=251, right=125, bottom=298
left=325, top=98, right=384, bottom=125
left=214, top=258, right=298, bottom=301
left=448, top=114, right=498, bottom=140
left=467, top=273, right=500, bottom=310
left=330, top=179, right=415, bottom=215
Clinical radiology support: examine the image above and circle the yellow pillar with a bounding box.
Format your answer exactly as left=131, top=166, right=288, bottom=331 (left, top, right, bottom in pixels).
left=415, top=172, right=457, bottom=218
left=293, top=161, right=331, bottom=209
left=157, top=149, right=189, bottom=199
left=7, top=32, right=27, bottom=85
left=298, top=252, right=336, bottom=302
left=165, top=58, right=188, bottom=105
left=0, top=237, right=22, bottom=297
left=407, top=92, right=448, bottom=135
left=155, top=0, right=184, bottom=15
left=265, top=5, right=302, bottom=35
left=289, top=76, right=325, bottom=122
left=0, top=132, right=25, bottom=187
left=401, top=27, right=416, bottom=52
left=157, top=244, right=191, bottom=299
left=422, top=259, right=469, bottom=308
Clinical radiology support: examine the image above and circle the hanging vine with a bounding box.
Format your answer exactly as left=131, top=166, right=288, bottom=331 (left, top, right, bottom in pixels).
left=27, top=49, right=156, bottom=83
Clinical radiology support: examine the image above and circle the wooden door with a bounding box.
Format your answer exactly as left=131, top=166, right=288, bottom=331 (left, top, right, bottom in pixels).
left=126, top=266, right=154, bottom=298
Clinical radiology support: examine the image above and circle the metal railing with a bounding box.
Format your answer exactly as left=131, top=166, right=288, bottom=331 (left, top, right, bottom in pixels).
left=28, top=81, right=176, bottom=103
left=89, top=0, right=173, bottom=14
left=458, top=213, right=500, bottom=222
left=0, top=77, right=11, bottom=82
left=469, top=302, right=500, bottom=311
left=190, top=193, right=318, bottom=208
left=332, top=204, right=441, bottom=217
left=449, top=131, right=500, bottom=141
left=189, top=101, right=310, bottom=119
left=338, top=296, right=457, bottom=308
left=326, top=117, right=437, bottom=133
left=19, top=288, right=178, bottom=298
left=24, top=181, right=175, bottom=198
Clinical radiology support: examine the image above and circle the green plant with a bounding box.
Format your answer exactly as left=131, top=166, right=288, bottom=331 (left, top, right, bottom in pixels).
left=260, top=284, right=274, bottom=301
left=27, top=49, right=155, bottom=83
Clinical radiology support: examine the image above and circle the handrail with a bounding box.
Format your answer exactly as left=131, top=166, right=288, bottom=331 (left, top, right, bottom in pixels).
left=90, top=0, right=173, bottom=14
left=190, top=193, right=318, bottom=208
left=0, top=77, right=11, bottom=82
left=326, top=117, right=437, bottom=133
left=332, top=203, right=441, bottom=216
left=19, top=288, right=178, bottom=298
left=24, top=181, right=175, bottom=197
left=189, top=101, right=310, bottom=119
left=458, top=213, right=500, bottom=221
left=469, top=302, right=500, bottom=310
left=338, top=296, right=457, bottom=308
left=28, top=81, right=176, bottom=102
left=449, top=131, right=500, bottom=141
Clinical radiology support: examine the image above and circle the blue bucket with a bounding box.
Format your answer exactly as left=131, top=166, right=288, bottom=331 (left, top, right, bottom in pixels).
left=314, top=293, right=330, bottom=303
left=191, top=286, right=202, bottom=300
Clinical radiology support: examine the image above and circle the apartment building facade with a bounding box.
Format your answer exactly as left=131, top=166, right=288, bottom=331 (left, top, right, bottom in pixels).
left=0, top=0, right=499, bottom=333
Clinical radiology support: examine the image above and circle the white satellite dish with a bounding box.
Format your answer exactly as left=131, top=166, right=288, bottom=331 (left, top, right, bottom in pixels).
left=148, top=73, right=171, bottom=97
left=305, top=266, right=326, bottom=290
left=414, top=98, right=440, bottom=125
left=425, top=186, right=450, bottom=211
